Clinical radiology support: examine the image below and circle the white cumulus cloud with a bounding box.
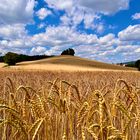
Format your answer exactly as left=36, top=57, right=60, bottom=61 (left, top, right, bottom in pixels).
left=45, top=0, right=130, bottom=31
left=99, top=33, right=115, bottom=44
left=36, top=8, right=52, bottom=20
left=31, top=46, right=47, bottom=55
left=118, top=24, right=140, bottom=41
left=132, top=13, right=140, bottom=20
left=0, top=24, right=27, bottom=40
left=45, top=0, right=130, bottom=15
left=78, top=0, right=130, bottom=15
left=45, top=0, right=73, bottom=10
left=0, top=0, right=35, bottom=24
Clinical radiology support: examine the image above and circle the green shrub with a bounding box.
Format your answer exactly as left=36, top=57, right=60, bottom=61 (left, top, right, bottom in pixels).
left=4, top=52, right=19, bottom=66
left=135, top=60, right=140, bottom=71
left=61, top=48, right=75, bottom=56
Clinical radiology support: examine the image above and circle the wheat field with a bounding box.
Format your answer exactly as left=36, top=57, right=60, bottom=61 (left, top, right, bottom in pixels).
left=16, top=55, right=137, bottom=71
left=0, top=70, right=140, bottom=140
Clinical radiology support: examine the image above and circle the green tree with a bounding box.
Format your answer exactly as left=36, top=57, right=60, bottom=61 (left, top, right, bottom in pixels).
left=61, top=48, right=75, bottom=56
left=4, top=52, right=19, bottom=66
left=135, top=60, right=140, bottom=71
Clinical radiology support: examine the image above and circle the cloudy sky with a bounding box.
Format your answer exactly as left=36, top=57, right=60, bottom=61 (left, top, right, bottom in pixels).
left=0, top=0, right=140, bottom=63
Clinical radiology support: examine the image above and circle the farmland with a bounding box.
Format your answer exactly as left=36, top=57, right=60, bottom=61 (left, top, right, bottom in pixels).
left=0, top=68, right=139, bottom=140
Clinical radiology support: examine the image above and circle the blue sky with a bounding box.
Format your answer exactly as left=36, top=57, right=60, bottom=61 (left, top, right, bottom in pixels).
left=0, top=0, right=140, bottom=63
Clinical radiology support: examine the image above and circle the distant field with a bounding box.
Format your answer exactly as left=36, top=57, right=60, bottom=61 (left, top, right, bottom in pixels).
left=0, top=63, right=6, bottom=68
left=11, top=55, right=137, bottom=71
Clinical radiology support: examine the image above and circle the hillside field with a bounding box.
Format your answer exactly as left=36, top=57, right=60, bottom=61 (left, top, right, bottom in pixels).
left=9, top=55, right=137, bottom=71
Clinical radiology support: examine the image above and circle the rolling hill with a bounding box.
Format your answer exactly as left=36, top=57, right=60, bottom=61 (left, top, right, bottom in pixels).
left=15, top=55, right=137, bottom=71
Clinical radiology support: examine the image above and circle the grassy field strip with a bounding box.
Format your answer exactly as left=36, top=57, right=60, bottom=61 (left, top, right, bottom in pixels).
left=8, top=64, right=127, bottom=71
left=3, top=64, right=137, bottom=72
left=0, top=63, right=7, bottom=68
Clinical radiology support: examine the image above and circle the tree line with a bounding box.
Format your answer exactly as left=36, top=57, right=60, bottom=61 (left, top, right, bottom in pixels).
left=0, top=48, right=75, bottom=66
left=1, top=52, right=54, bottom=65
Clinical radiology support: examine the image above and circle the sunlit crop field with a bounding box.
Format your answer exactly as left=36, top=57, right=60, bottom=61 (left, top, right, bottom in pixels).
left=0, top=70, right=140, bottom=140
